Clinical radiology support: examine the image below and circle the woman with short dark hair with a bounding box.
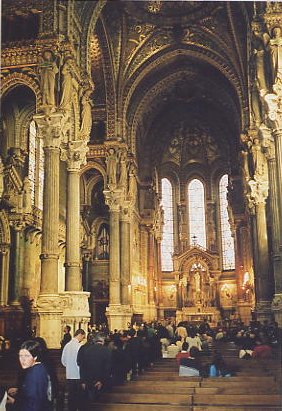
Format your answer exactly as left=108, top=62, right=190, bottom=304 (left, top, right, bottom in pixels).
left=7, top=340, right=51, bottom=411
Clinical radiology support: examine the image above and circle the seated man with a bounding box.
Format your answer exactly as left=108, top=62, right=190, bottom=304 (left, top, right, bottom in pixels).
left=252, top=339, right=272, bottom=359
left=176, top=342, right=190, bottom=365
left=179, top=347, right=203, bottom=377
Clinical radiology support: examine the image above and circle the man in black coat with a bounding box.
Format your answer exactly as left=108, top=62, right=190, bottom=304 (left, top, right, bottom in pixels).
left=77, top=332, right=111, bottom=406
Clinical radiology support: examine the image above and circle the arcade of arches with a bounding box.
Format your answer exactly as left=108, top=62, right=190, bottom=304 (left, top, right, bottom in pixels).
left=1, top=1, right=282, bottom=348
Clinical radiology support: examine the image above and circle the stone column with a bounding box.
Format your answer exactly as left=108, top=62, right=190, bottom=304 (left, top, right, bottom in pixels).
left=61, top=141, right=91, bottom=331
left=0, top=245, right=10, bottom=306
left=265, top=130, right=282, bottom=325
left=146, top=228, right=157, bottom=320
left=104, top=190, right=127, bottom=330
left=119, top=206, right=133, bottom=325
left=120, top=207, right=130, bottom=305
left=248, top=178, right=273, bottom=321
left=10, top=222, right=24, bottom=305
left=33, top=113, right=64, bottom=348
left=261, top=94, right=282, bottom=325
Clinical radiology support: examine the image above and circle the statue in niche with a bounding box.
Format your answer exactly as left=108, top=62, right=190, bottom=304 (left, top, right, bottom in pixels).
left=128, top=166, right=137, bottom=202
left=39, top=50, right=59, bottom=109
left=251, top=23, right=268, bottom=91
left=269, top=26, right=282, bottom=86
left=240, top=149, right=251, bottom=181
left=0, top=155, right=4, bottom=198
left=118, top=151, right=127, bottom=189
left=206, top=135, right=218, bottom=162
left=59, top=57, right=73, bottom=111
left=251, top=138, right=267, bottom=179
left=23, top=177, right=32, bottom=213
left=79, top=89, right=93, bottom=139
left=106, top=148, right=118, bottom=188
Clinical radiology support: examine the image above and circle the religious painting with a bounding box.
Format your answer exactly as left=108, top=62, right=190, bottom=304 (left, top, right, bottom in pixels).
left=162, top=284, right=176, bottom=306
left=220, top=283, right=237, bottom=307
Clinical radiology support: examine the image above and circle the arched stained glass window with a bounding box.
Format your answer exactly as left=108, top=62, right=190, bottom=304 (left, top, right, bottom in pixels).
left=219, top=174, right=235, bottom=270
left=161, top=178, right=174, bottom=271
left=188, top=179, right=206, bottom=248
left=28, top=120, right=45, bottom=210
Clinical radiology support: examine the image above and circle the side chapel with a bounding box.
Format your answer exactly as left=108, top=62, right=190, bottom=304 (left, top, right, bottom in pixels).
left=1, top=1, right=282, bottom=347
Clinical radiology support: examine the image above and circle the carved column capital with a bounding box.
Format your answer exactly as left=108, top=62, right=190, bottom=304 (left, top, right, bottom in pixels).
left=33, top=112, right=64, bottom=149
left=103, top=189, right=123, bottom=212
left=263, top=92, right=282, bottom=130
left=61, top=140, right=89, bottom=171
left=248, top=178, right=269, bottom=205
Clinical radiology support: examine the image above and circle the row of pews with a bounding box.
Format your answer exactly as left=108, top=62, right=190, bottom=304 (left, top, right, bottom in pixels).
left=93, top=343, right=282, bottom=411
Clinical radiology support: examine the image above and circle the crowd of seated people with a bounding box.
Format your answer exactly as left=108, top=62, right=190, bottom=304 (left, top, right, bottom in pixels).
left=1, top=318, right=280, bottom=410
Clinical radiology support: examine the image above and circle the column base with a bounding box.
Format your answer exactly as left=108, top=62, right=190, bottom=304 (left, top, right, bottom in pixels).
left=106, top=304, right=132, bottom=331
left=272, top=293, right=282, bottom=327
left=237, top=301, right=252, bottom=325
left=33, top=294, right=64, bottom=348
left=61, top=291, right=91, bottom=335
left=255, top=300, right=273, bottom=323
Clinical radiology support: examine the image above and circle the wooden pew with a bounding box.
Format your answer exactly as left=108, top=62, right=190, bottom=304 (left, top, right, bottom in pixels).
left=98, top=392, right=192, bottom=406
left=193, top=394, right=282, bottom=407
left=92, top=405, right=192, bottom=411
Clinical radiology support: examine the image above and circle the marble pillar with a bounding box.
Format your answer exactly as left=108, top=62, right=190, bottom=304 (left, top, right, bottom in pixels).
left=33, top=113, right=64, bottom=348
left=61, top=142, right=91, bottom=330
left=249, top=181, right=273, bottom=321
left=10, top=224, right=24, bottom=306
left=146, top=228, right=157, bottom=320
left=0, top=245, right=10, bottom=306
left=120, top=209, right=130, bottom=306
left=104, top=190, right=132, bottom=330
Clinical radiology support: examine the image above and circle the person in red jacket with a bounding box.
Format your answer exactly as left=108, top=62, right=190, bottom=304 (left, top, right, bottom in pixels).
left=176, top=342, right=190, bottom=366
left=252, top=338, right=272, bottom=359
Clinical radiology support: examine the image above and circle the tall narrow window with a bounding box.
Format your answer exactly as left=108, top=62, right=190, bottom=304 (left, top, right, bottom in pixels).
left=219, top=174, right=235, bottom=270
left=28, top=120, right=36, bottom=204
left=161, top=178, right=174, bottom=271
left=188, top=179, right=206, bottom=248
left=28, top=120, right=45, bottom=210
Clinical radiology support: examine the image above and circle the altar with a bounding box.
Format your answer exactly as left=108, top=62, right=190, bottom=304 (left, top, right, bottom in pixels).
left=176, top=305, right=220, bottom=326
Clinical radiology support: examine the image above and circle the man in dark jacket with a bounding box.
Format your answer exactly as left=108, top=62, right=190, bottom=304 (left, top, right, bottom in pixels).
left=77, top=332, right=111, bottom=406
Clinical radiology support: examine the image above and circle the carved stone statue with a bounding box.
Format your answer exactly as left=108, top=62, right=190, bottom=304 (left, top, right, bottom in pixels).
left=0, top=156, right=4, bottom=198
left=59, top=58, right=73, bottom=111
left=240, top=149, right=251, bottom=181
left=251, top=138, right=267, bottom=178
left=118, top=151, right=127, bottom=189
left=106, top=148, right=118, bottom=188
left=128, top=167, right=137, bottom=202
left=23, top=176, right=32, bottom=213
left=269, top=26, right=282, bottom=86
left=39, top=50, right=59, bottom=108
left=252, top=23, right=268, bottom=91
left=80, top=89, right=93, bottom=139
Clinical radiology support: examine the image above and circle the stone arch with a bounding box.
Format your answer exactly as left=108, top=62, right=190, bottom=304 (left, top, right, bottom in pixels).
left=1, top=73, right=41, bottom=107
left=124, top=49, right=246, bottom=151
